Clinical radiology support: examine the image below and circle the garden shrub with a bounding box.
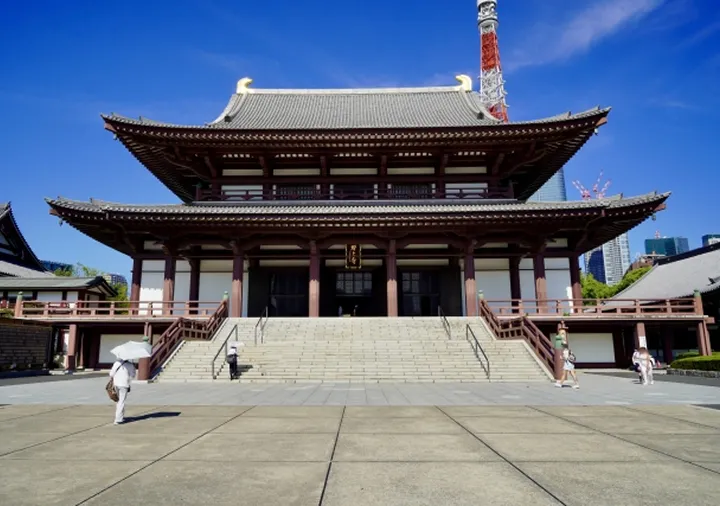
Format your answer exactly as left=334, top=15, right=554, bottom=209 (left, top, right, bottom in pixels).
left=674, top=351, right=700, bottom=361
left=670, top=353, right=720, bottom=371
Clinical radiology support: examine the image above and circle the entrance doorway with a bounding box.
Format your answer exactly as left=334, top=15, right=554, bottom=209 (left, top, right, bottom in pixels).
left=335, top=271, right=374, bottom=316
left=269, top=270, right=308, bottom=316
left=400, top=271, right=440, bottom=316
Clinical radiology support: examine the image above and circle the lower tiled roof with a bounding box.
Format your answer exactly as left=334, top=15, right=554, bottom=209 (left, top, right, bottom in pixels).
left=611, top=243, right=720, bottom=301
left=47, top=193, right=667, bottom=216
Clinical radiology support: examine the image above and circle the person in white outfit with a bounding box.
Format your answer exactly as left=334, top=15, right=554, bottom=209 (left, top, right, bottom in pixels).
left=637, top=347, right=656, bottom=385
left=632, top=349, right=643, bottom=383
left=109, top=359, right=136, bottom=424
left=555, top=343, right=580, bottom=389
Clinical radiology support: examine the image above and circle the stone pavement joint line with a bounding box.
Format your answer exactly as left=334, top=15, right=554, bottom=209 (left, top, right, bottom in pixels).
left=74, top=406, right=256, bottom=506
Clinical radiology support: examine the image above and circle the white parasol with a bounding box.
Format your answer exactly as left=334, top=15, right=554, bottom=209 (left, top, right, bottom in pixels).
left=110, top=341, right=152, bottom=361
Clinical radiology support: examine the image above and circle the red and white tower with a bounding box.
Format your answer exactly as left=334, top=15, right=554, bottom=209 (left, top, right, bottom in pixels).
left=477, top=0, right=509, bottom=122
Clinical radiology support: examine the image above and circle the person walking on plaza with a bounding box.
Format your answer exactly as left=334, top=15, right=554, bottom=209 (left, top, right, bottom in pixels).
left=109, top=359, right=136, bottom=424
left=632, top=349, right=644, bottom=383
left=555, top=343, right=580, bottom=389
left=637, top=347, right=656, bottom=385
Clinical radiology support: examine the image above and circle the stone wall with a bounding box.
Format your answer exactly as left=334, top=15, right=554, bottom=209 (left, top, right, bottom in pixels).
left=0, top=319, right=52, bottom=370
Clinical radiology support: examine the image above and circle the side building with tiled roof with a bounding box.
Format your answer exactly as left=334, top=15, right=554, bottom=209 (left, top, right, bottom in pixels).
left=44, top=74, right=700, bottom=373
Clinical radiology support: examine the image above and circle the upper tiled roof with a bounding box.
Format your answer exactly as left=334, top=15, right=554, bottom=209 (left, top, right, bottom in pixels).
left=0, top=202, right=51, bottom=277
left=47, top=192, right=667, bottom=216
left=611, top=243, right=720, bottom=301
left=0, top=260, right=55, bottom=278
left=103, top=76, right=608, bottom=131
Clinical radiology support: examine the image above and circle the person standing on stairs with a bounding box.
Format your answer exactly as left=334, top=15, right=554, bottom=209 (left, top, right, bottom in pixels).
left=227, top=345, right=238, bottom=380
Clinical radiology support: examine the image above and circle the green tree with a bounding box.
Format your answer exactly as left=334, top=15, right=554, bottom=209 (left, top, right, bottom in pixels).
left=581, top=267, right=652, bottom=302
left=611, top=266, right=651, bottom=295
left=581, top=272, right=614, bottom=301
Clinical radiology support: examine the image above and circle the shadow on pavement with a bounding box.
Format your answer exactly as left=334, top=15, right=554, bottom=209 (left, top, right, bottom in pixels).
left=123, top=412, right=181, bottom=423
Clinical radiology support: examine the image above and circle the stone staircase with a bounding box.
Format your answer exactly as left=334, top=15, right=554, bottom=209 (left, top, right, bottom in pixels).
left=155, top=316, right=551, bottom=383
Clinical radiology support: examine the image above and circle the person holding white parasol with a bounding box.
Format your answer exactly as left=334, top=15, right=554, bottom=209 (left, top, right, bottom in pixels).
left=108, top=340, right=150, bottom=424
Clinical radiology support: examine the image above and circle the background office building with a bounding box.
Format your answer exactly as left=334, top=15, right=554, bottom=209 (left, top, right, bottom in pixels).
left=702, top=234, right=720, bottom=247
left=527, top=169, right=568, bottom=202
left=645, top=236, right=690, bottom=257
left=584, top=233, right=632, bottom=286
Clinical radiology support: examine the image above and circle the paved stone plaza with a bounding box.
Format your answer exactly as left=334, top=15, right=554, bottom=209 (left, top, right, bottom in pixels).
left=1, top=374, right=719, bottom=505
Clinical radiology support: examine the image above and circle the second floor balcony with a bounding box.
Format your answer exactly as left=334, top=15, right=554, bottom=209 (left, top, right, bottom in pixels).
left=196, top=184, right=514, bottom=202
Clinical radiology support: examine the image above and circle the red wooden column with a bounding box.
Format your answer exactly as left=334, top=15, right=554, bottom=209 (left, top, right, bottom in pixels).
left=569, top=254, right=582, bottom=310
left=386, top=240, right=398, bottom=317
left=162, top=254, right=176, bottom=316
left=509, top=257, right=521, bottom=313
left=634, top=321, right=646, bottom=349
left=309, top=241, right=320, bottom=317
left=693, top=291, right=712, bottom=356
left=66, top=324, right=78, bottom=371
left=533, top=253, right=548, bottom=313
left=130, top=258, right=142, bottom=314
left=464, top=241, right=477, bottom=317
left=230, top=247, right=244, bottom=318
left=188, top=258, right=200, bottom=314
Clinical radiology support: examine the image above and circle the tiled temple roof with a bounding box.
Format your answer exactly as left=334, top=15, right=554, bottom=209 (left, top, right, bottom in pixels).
left=611, top=243, right=720, bottom=301
left=102, top=76, right=608, bottom=131
left=0, top=202, right=53, bottom=278
left=46, top=192, right=668, bottom=217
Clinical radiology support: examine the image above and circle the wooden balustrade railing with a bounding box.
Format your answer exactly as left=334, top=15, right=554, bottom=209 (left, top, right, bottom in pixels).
left=144, top=299, right=228, bottom=380
left=12, top=300, right=224, bottom=319
left=484, top=298, right=698, bottom=316
left=196, top=186, right=513, bottom=202
left=478, top=299, right=555, bottom=374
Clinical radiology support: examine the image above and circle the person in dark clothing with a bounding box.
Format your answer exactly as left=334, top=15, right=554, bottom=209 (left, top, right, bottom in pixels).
left=227, top=345, right=238, bottom=380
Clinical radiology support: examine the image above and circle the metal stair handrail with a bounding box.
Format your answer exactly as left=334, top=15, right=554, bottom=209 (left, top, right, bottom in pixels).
left=254, top=306, right=269, bottom=345
left=466, top=324, right=490, bottom=379
left=437, top=306, right=452, bottom=340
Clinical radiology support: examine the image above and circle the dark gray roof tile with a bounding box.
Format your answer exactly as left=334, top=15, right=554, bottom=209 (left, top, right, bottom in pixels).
left=102, top=78, right=609, bottom=131
left=46, top=192, right=668, bottom=217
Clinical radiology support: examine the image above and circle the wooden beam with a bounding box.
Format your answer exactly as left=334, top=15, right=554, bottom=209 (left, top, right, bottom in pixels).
left=320, top=155, right=329, bottom=177
left=490, top=153, right=505, bottom=176
left=203, top=155, right=218, bottom=178
left=258, top=155, right=271, bottom=178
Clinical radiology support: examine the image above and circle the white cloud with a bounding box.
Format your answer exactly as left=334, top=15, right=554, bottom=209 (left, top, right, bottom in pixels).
left=508, top=0, right=665, bottom=71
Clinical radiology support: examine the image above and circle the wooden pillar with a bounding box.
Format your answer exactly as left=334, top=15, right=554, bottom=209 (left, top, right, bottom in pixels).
left=662, top=326, right=674, bottom=364
left=130, top=258, right=142, bottom=304
left=464, top=242, right=477, bottom=317
left=386, top=240, right=398, bottom=317
left=66, top=324, right=78, bottom=371
left=569, top=254, right=582, bottom=310
left=693, top=290, right=711, bottom=356
left=231, top=249, right=244, bottom=318
left=162, top=254, right=176, bottom=316
left=533, top=253, right=548, bottom=313
left=144, top=322, right=153, bottom=344
left=188, top=258, right=200, bottom=314
left=309, top=241, right=320, bottom=317
left=509, top=257, right=521, bottom=314
left=634, top=322, right=646, bottom=349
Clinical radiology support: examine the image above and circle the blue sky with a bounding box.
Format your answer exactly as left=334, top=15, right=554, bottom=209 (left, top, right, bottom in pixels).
left=1, top=0, right=719, bottom=280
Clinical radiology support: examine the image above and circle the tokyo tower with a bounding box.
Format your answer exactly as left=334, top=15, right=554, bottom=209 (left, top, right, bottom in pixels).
left=477, top=1, right=509, bottom=121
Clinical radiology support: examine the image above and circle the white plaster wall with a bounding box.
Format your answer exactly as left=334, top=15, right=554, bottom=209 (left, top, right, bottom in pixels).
left=567, top=333, right=615, bottom=363
left=175, top=273, right=191, bottom=304
left=199, top=259, right=232, bottom=314
left=66, top=291, right=79, bottom=302
left=545, top=258, right=572, bottom=312
left=36, top=292, right=64, bottom=302
left=476, top=271, right=512, bottom=310
left=140, top=260, right=164, bottom=306
left=99, top=334, right=136, bottom=364
left=519, top=270, right=537, bottom=313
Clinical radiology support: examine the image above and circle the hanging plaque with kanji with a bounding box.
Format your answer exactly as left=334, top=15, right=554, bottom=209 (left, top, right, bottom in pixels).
left=345, top=244, right=362, bottom=270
